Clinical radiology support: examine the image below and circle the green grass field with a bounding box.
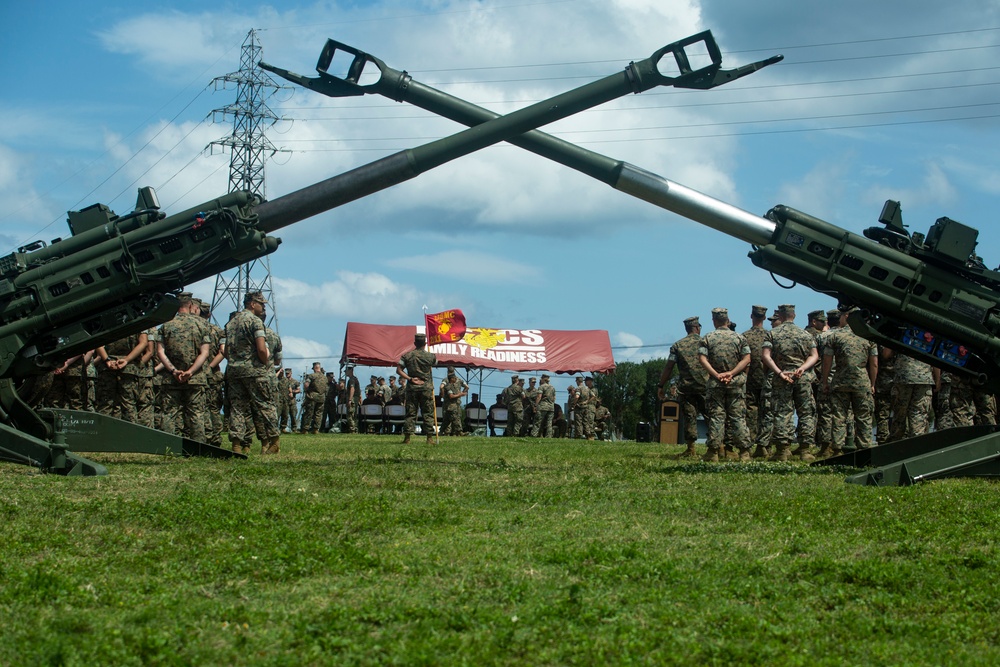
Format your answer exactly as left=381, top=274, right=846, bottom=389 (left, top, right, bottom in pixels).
left=3, top=434, right=999, bottom=666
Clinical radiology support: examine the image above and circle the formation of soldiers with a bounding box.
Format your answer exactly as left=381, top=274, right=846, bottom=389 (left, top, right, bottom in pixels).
left=658, top=303, right=997, bottom=463
left=32, top=291, right=283, bottom=456
left=488, top=373, right=608, bottom=440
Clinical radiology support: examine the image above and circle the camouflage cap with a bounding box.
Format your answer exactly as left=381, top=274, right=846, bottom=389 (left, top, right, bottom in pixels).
left=751, top=304, right=767, bottom=317
left=245, top=290, right=267, bottom=305
left=683, top=316, right=701, bottom=326
left=541, top=373, right=550, bottom=379
left=528, top=376, right=536, bottom=383
left=711, top=307, right=728, bottom=318
left=778, top=304, right=796, bottom=316
left=414, top=332, right=426, bottom=343
left=827, top=309, right=843, bottom=321
left=511, top=374, right=519, bottom=380
left=447, top=366, right=456, bottom=377
left=807, top=309, right=826, bottom=322
left=585, top=376, right=594, bottom=382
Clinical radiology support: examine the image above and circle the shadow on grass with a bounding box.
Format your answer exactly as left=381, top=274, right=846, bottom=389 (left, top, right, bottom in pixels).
left=653, top=461, right=862, bottom=477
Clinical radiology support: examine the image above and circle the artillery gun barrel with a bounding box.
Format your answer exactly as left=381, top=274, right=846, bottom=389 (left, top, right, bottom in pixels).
left=261, top=33, right=781, bottom=246
left=255, top=36, right=696, bottom=234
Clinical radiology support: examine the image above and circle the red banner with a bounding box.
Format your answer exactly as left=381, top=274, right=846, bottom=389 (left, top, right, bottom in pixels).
left=424, top=309, right=467, bottom=346
left=341, top=322, right=615, bottom=374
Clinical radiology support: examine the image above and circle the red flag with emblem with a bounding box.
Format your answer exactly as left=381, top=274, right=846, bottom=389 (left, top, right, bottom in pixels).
left=425, top=309, right=467, bottom=346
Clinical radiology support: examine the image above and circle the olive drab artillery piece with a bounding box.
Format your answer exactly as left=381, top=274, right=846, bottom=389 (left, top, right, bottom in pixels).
left=265, top=37, right=1000, bottom=486
left=0, top=31, right=767, bottom=476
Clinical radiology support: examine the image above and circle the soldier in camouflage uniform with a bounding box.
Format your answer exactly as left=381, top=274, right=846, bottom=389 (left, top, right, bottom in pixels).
left=583, top=376, right=599, bottom=440
left=658, top=316, right=708, bottom=459
left=935, top=370, right=955, bottom=431
left=279, top=368, right=299, bottom=432
left=751, top=312, right=781, bottom=458
left=156, top=296, right=212, bottom=442
left=344, top=365, right=361, bottom=433
left=94, top=331, right=151, bottom=423
left=503, top=375, right=526, bottom=437
left=533, top=373, right=556, bottom=437
left=819, top=309, right=877, bottom=455
left=805, top=309, right=833, bottom=454
left=698, top=308, right=752, bottom=461
left=948, top=373, right=976, bottom=427
left=200, top=301, right=226, bottom=447
left=886, top=348, right=934, bottom=441
left=742, top=305, right=769, bottom=449
left=224, top=291, right=278, bottom=455
left=397, top=332, right=437, bottom=444
left=48, top=351, right=93, bottom=410
left=973, top=387, right=997, bottom=426
left=522, top=377, right=539, bottom=436
left=250, top=325, right=282, bottom=440
left=762, top=304, right=819, bottom=462
left=300, top=362, right=327, bottom=434
left=440, top=367, right=468, bottom=436
left=874, top=345, right=895, bottom=444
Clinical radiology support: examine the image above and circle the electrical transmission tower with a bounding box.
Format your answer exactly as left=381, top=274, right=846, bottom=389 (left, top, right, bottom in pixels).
left=208, top=29, right=287, bottom=329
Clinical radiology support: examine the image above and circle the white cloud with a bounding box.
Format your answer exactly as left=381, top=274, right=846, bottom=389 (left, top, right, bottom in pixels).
left=272, top=272, right=423, bottom=321
left=281, top=335, right=333, bottom=362
left=863, top=161, right=957, bottom=211
left=385, top=250, right=540, bottom=284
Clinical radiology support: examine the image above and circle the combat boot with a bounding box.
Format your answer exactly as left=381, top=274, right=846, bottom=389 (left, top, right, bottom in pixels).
left=231, top=439, right=242, bottom=455
left=751, top=444, right=770, bottom=459
left=672, top=444, right=698, bottom=460
left=768, top=445, right=791, bottom=462
left=402, top=434, right=411, bottom=444
left=701, top=446, right=720, bottom=463
left=724, top=445, right=739, bottom=461
left=739, top=447, right=752, bottom=462
left=791, top=444, right=815, bottom=462
left=426, top=435, right=436, bottom=445
left=814, top=445, right=834, bottom=459
left=263, top=436, right=280, bottom=454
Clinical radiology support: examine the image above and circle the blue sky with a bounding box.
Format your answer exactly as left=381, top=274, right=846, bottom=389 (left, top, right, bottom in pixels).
left=3, top=1, right=1000, bottom=396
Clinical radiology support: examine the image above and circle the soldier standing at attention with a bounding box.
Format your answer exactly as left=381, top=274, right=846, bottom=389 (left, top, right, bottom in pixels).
left=157, top=296, right=212, bottom=442
left=224, top=291, right=278, bottom=455
left=806, top=309, right=833, bottom=454
left=279, top=368, right=299, bottom=433
left=741, top=305, right=769, bottom=448
left=819, top=309, right=878, bottom=457
left=200, top=301, right=226, bottom=447
left=534, top=374, right=556, bottom=437
left=95, top=331, right=151, bottom=423
left=698, top=308, right=752, bottom=462
left=397, top=332, right=437, bottom=444
left=570, top=376, right=589, bottom=439
left=874, top=344, right=895, bottom=444
left=751, top=311, right=781, bottom=458
left=762, top=304, right=819, bottom=462
left=583, top=376, right=599, bottom=440
left=885, top=348, right=934, bottom=441
left=300, top=362, right=327, bottom=434
left=440, top=367, right=468, bottom=436
left=503, top=375, right=525, bottom=437
left=344, top=365, right=361, bottom=433
left=657, top=316, right=708, bottom=459
left=522, top=377, right=539, bottom=436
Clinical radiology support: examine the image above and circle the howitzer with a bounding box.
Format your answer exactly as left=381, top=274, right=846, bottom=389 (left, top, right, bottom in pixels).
left=0, top=31, right=736, bottom=476
left=268, top=37, right=1000, bottom=485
